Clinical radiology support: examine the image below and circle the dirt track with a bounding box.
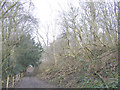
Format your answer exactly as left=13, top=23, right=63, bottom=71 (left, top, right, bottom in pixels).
left=15, top=76, right=59, bottom=88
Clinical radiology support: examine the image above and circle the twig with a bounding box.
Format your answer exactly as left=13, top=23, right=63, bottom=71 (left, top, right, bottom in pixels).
left=94, top=71, right=109, bottom=88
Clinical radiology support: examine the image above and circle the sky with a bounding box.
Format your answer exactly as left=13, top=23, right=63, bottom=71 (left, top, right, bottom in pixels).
left=28, top=0, right=80, bottom=46
left=20, top=0, right=79, bottom=45
left=31, top=0, right=78, bottom=24
left=30, top=0, right=69, bottom=45
left=32, top=0, right=66, bottom=24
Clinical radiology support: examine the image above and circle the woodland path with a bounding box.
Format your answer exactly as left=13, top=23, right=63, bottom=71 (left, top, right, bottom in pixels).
left=15, top=76, right=59, bottom=88
left=15, top=67, right=60, bottom=88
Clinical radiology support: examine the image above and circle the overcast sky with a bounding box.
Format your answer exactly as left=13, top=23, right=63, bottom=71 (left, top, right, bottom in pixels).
left=30, top=0, right=67, bottom=45
left=28, top=0, right=80, bottom=45
left=32, top=0, right=66, bottom=24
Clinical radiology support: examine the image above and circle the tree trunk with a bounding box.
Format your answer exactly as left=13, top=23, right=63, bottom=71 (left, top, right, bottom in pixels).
left=6, top=75, right=10, bottom=88
left=12, top=76, right=14, bottom=87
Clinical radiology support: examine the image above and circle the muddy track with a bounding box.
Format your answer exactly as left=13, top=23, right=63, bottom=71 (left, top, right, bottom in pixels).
left=15, top=76, right=60, bottom=88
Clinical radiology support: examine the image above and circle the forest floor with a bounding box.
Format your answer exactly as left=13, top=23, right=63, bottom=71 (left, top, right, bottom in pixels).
left=36, top=49, right=118, bottom=88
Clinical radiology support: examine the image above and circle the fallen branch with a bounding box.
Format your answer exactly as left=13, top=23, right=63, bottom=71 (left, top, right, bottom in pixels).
left=94, top=71, right=109, bottom=88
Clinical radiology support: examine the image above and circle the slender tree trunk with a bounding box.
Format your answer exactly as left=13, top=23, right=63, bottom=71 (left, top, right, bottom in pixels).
left=6, top=75, right=9, bottom=88
left=53, top=37, right=57, bottom=66
left=12, top=76, right=14, bottom=87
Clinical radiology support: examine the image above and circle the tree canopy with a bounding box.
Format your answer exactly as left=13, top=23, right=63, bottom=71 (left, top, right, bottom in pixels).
left=0, top=0, right=43, bottom=88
